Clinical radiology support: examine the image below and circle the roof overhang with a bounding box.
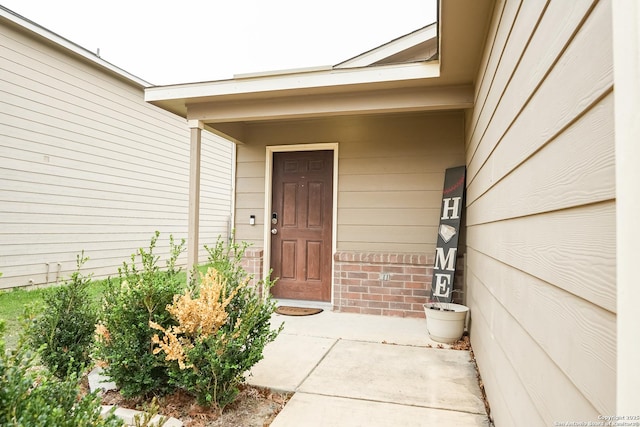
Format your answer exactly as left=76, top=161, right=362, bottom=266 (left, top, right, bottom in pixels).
left=146, top=62, right=442, bottom=118
left=144, top=0, right=494, bottom=143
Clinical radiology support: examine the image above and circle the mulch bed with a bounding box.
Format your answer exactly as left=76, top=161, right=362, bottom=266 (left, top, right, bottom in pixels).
left=99, top=384, right=292, bottom=427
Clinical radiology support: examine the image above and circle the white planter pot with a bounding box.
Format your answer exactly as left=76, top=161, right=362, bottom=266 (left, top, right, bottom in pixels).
left=423, top=303, right=469, bottom=343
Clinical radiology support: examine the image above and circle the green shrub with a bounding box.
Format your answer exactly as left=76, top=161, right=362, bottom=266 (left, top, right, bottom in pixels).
left=0, top=321, right=123, bottom=427
left=151, top=237, right=281, bottom=411
left=132, top=398, right=168, bottom=427
left=25, top=252, right=97, bottom=379
left=95, top=232, right=185, bottom=398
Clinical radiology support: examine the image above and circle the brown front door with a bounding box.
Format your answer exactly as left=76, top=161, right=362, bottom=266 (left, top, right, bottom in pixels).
left=270, top=150, right=333, bottom=302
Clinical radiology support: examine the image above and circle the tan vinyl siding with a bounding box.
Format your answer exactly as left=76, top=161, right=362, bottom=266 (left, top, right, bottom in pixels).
left=465, top=0, right=615, bottom=425
left=234, top=112, right=464, bottom=252
left=0, top=20, right=232, bottom=288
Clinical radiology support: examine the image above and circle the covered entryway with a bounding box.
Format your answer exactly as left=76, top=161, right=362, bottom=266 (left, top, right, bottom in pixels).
left=270, top=150, right=333, bottom=301
left=145, top=11, right=489, bottom=316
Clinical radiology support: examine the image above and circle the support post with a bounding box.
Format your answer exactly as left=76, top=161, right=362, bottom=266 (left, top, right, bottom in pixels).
left=187, top=120, right=203, bottom=282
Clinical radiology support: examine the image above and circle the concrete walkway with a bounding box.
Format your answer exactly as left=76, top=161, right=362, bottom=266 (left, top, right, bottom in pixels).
left=247, top=310, right=490, bottom=427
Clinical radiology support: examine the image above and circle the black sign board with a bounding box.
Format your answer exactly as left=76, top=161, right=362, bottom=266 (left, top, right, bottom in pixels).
left=430, top=166, right=466, bottom=303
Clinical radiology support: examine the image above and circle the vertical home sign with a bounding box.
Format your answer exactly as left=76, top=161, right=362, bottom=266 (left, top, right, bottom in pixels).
left=430, top=166, right=466, bottom=303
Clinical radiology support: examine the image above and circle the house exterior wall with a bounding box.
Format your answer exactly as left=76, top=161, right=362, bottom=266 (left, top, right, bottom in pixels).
left=234, top=111, right=465, bottom=316
left=465, top=0, right=615, bottom=425
left=0, top=19, right=233, bottom=289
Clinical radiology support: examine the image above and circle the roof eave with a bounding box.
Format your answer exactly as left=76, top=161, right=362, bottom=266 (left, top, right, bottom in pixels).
left=0, top=5, right=151, bottom=88
left=335, top=22, right=438, bottom=68
left=145, top=61, right=440, bottom=118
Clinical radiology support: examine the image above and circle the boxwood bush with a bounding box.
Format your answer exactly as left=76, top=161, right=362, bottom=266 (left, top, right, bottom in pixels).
left=25, top=252, right=97, bottom=379
left=150, top=237, right=282, bottom=411
left=95, top=232, right=185, bottom=398
left=0, top=321, right=123, bottom=427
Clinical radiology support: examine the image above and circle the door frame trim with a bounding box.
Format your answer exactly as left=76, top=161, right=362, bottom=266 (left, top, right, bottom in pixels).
left=263, top=143, right=339, bottom=305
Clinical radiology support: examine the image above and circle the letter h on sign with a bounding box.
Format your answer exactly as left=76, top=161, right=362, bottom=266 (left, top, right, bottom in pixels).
left=430, top=166, right=465, bottom=303
left=441, top=197, right=462, bottom=220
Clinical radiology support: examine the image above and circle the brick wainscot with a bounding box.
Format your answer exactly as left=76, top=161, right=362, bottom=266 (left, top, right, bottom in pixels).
left=241, top=248, right=464, bottom=317
left=240, top=247, right=264, bottom=289
left=333, top=251, right=436, bottom=318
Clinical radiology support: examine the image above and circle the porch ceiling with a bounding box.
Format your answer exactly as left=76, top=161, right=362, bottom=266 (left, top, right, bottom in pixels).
left=144, top=0, right=494, bottom=144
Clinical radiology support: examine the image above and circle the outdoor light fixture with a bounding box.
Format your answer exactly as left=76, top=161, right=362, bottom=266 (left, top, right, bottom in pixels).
left=249, top=215, right=255, bottom=225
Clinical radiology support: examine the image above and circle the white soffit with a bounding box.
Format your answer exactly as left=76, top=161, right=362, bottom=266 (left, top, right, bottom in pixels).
left=335, top=23, right=438, bottom=68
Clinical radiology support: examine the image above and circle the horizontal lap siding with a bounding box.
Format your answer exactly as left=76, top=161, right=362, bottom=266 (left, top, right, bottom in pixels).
left=198, top=132, right=233, bottom=254
left=465, top=0, right=615, bottom=425
left=0, top=23, right=232, bottom=288
left=234, top=112, right=464, bottom=252
left=234, top=151, right=265, bottom=245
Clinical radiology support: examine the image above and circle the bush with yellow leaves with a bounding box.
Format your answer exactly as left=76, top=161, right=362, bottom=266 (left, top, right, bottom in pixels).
left=151, top=237, right=281, bottom=412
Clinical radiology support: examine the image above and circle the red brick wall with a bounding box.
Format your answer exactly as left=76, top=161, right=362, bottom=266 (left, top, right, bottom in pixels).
left=240, top=247, right=263, bottom=290
left=242, top=248, right=465, bottom=316
left=333, top=251, right=436, bottom=318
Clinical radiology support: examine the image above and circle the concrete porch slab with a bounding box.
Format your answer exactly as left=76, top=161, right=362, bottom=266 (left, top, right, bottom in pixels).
left=297, top=339, right=486, bottom=414
left=269, top=310, right=435, bottom=347
left=246, top=333, right=336, bottom=391
left=247, top=310, right=489, bottom=426
left=270, top=393, right=490, bottom=427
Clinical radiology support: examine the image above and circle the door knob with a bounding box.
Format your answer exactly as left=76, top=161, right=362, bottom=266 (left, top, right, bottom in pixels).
left=271, top=228, right=278, bottom=235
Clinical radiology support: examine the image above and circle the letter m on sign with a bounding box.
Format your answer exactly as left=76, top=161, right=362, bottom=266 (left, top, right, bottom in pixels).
left=430, top=166, right=465, bottom=303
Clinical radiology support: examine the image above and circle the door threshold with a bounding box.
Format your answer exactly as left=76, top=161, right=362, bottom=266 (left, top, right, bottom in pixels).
left=274, top=298, right=332, bottom=311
